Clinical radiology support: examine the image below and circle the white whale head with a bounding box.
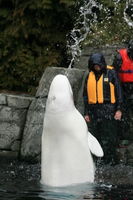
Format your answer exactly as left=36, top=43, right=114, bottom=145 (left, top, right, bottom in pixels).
left=46, top=74, right=74, bottom=113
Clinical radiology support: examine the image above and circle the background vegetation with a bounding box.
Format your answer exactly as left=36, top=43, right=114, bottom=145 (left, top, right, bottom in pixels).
left=84, top=0, right=133, bottom=46
left=0, top=0, right=133, bottom=94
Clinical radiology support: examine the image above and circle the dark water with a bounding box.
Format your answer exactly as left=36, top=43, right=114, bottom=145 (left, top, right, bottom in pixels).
left=0, top=159, right=133, bottom=200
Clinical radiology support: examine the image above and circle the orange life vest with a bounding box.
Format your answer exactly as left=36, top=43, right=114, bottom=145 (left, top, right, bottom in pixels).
left=119, top=48, right=133, bottom=82
left=87, top=66, right=116, bottom=104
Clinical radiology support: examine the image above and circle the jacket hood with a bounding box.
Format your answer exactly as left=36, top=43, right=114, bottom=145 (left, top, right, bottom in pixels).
left=88, top=53, right=107, bottom=72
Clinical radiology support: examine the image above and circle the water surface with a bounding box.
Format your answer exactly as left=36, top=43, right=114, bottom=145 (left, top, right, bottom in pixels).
left=0, top=159, right=133, bottom=200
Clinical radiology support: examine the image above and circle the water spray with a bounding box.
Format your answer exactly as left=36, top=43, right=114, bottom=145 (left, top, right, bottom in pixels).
left=124, top=0, right=133, bottom=27
left=65, top=0, right=98, bottom=77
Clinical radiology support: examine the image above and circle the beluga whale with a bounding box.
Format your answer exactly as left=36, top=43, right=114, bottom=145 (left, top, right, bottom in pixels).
left=41, top=74, right=103, bottom=187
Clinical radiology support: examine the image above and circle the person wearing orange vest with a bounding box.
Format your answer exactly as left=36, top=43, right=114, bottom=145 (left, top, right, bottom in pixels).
left=112, top=40, right=133, bottom=145
left=83, top=52, right=124, bottom=165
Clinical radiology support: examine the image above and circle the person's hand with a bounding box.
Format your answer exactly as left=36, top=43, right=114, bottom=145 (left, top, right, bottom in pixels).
left=85, top=115, right=90, bottom=123
left=114, top=110, right=122, bottom=120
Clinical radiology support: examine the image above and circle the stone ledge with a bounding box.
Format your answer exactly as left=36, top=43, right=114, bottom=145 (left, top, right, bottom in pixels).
left=0, top=150, right=19, bottom=159
left=6, top=94, right=35, bottom=109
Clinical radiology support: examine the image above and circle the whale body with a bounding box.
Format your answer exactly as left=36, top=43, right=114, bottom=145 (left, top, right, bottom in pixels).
left=41, top=74, right=103, bottom=187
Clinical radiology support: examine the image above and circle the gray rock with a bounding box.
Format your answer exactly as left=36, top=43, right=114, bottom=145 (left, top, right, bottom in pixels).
left=0, top=106, right=27, bottom=125
left=7, top=94, right=34, bottom=109
left=0, top=93, right=7, bottom=105
left=0, top=150, right=19, bottom=159
left=20, top=97, right=46, bottom=161
left=0, top=122, right=23, bottom=149
left=0, top=97, right=30, bottom=151
left=11, top=140, right=21, bottom=151
left=20, top=124, right=43, bottom=161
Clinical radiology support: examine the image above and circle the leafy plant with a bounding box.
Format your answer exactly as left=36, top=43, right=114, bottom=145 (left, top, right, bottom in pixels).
left=0, top=0, right=81, bottom=94
left=84, top=0, right=133, bottom=46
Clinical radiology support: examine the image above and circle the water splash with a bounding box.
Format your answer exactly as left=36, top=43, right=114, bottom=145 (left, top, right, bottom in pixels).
left=65, top=0, right=98, bottom=76
left=124, top=0, right=133, bottom=27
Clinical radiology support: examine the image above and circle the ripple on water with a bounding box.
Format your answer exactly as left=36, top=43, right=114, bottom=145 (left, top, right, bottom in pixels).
left=0, top=159, right=133, bottom=199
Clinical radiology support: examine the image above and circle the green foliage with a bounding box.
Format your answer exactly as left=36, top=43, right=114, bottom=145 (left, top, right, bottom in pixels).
left=83, top=0, right=133, bottom=46
left=0, top=0, right=80, bottom=94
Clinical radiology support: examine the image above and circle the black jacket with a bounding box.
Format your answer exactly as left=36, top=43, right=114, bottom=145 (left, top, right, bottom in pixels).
left=83, top=53, right=124, bottom=122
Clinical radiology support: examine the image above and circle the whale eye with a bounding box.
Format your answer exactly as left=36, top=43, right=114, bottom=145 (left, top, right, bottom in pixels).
left=50, top=96, right=56, bottom=102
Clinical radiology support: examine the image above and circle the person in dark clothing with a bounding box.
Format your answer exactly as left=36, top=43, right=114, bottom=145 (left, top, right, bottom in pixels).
left=112, top=40, right=133, bottom=143
left=83, top=52, right=124, bottom=165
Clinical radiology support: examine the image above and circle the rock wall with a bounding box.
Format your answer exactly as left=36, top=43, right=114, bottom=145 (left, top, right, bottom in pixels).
left=1, top=44, right=133, bottom=165
left=0, top=94, right=34, bottom=158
